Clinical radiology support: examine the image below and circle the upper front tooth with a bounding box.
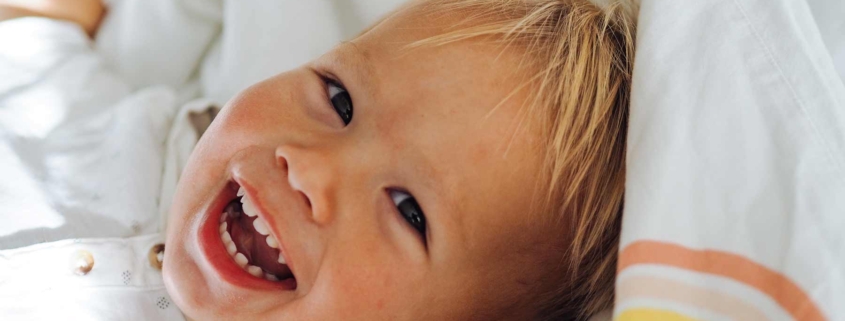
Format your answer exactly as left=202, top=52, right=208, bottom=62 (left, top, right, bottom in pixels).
left=242, top=197, right=258, bottom=217
left=237, top=186, right=245, bottom=197
left=253, top=217, right=270, bottom=235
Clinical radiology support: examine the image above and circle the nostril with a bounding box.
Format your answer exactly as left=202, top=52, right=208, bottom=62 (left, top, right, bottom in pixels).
left=275, top=155, right=288, bottom=171
left=300, top=191, right=311, bottom=209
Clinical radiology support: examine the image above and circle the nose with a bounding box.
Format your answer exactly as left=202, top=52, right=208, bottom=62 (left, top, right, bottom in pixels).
left=275, top=145, right=339, bottom=226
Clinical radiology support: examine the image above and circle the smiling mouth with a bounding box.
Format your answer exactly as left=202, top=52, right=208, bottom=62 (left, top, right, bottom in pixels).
left=218, top=186, right=296, bottom=284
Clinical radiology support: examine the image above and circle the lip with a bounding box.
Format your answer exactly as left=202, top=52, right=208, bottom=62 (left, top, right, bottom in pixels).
left=197, top=179, right=298, bottom=291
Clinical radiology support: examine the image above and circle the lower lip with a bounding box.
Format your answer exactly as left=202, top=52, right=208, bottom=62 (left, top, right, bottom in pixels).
left=197, top=182, right=297, bottom=291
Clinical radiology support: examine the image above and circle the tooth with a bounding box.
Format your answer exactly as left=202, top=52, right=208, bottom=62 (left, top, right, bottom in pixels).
left=247, top=265, right=263, bottom=277
left=221, top=231, right=233, bottom=244
left=237, top=186, right=245, bottom=197
left=253, top=218, right=270, bottom=235
left=220, top=212, right=229, bottom=223
left=265, top=235, right=278, bottom=248
left=234, top=253, right=248, bottom=267
left=265, top=273, right=278, bottom=281
left=278, top=252, right=286, bottom=265
left=226, top=243, right=237, bottom=256
left=219, top=222, right=228, bottom=234
left=242, top=197, right=257, bottom=217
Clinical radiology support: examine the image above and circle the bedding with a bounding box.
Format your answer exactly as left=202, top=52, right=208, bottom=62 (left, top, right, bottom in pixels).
left=807, top=0, right=845, bottom=83
left=618, top=0, right=845, bottom=320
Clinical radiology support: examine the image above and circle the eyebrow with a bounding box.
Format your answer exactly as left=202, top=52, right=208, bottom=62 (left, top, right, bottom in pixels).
left=333, top=41, right=374, bottom=92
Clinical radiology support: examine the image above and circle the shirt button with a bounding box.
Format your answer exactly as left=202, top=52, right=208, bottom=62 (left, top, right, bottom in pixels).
left=149, top=243, right=165, bottom=270
left=71, top=250, right=95, bottom=275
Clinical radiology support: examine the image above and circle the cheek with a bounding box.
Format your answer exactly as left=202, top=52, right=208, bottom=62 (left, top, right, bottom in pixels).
left=307, top=247, right=425, bottom=318
left=178, top=82, right=296, bottom=182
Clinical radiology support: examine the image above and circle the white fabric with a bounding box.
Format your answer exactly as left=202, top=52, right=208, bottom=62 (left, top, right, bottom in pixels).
left=0, top=18, right=178, bottom=249
left=618, top=0, right=845, bottom=319
left=807, top=0, right=845, bottom=83
left=0, top=234, right=181, bottom=321
left=0, top=18, right=185, bottom=320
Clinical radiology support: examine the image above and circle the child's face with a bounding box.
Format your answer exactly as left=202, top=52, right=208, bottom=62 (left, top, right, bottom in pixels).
left=165, top=6, right=558, bottom=321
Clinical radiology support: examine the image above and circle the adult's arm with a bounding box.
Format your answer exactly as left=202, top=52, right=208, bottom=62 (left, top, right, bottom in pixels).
left=0, top=0, right=104, bottom=36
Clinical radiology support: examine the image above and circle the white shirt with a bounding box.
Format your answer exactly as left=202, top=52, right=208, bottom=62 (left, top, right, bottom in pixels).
left=0, top=18, right=190, bottom=320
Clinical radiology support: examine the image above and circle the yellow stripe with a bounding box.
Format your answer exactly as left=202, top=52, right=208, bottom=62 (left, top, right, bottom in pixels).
left=616, top=308, right=700, bottom=321
left=618, top=241, right=825, bottom=321
left=616, top=276, right=769, bottom=320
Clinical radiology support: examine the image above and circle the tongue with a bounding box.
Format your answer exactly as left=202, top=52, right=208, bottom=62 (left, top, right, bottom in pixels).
left=226, top=203, right=292, bottom=278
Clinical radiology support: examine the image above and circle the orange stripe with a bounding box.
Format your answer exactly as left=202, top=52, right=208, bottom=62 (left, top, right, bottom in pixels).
left=618, top=240, right=826, bottom=321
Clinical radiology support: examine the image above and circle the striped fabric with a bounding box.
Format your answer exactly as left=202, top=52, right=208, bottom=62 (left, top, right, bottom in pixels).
left=616, top=0, right=845, bottom=320
left=616, top=242, right=825, bottom=320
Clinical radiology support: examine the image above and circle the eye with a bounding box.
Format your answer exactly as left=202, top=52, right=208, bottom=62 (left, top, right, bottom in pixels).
left=389, top=190, right=427, bottom=238
left=326, top=80, right=353, bottom=125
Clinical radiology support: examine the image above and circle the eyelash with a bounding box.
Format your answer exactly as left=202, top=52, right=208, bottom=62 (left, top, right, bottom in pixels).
left=389, top=190, right=428, bottom=245
left=324, top=78, right=353, bottom=125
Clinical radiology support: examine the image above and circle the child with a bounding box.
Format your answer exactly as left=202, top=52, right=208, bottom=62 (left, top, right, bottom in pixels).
left=0, top=0, right=634, bottom=320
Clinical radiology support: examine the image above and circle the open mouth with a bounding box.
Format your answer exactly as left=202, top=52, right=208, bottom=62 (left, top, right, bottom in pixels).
left=217, top=186, right=296, bottom=285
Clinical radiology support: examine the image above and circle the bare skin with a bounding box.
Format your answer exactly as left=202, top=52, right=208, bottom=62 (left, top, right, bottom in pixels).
left=165, top=4, right=564, bottom=321
left=0, top=0, right=104, bottom=36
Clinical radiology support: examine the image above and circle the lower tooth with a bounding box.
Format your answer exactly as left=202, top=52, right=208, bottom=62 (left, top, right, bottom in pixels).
left=265, top=273, right=278, bottom=281
left=226, top=243, right=237, bottom=255
left=234, top=253, right=248, bottom=267
left=247, top=265, right=263, bottom=277
left=221, top=231, right=233, bottom=244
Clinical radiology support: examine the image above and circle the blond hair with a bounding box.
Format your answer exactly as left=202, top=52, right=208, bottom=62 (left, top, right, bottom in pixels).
left=414, top=1, right=635, bottom=319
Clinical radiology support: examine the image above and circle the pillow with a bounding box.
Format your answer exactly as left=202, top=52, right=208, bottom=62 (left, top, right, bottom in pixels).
left=617, top=0, right=845, bottom=319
